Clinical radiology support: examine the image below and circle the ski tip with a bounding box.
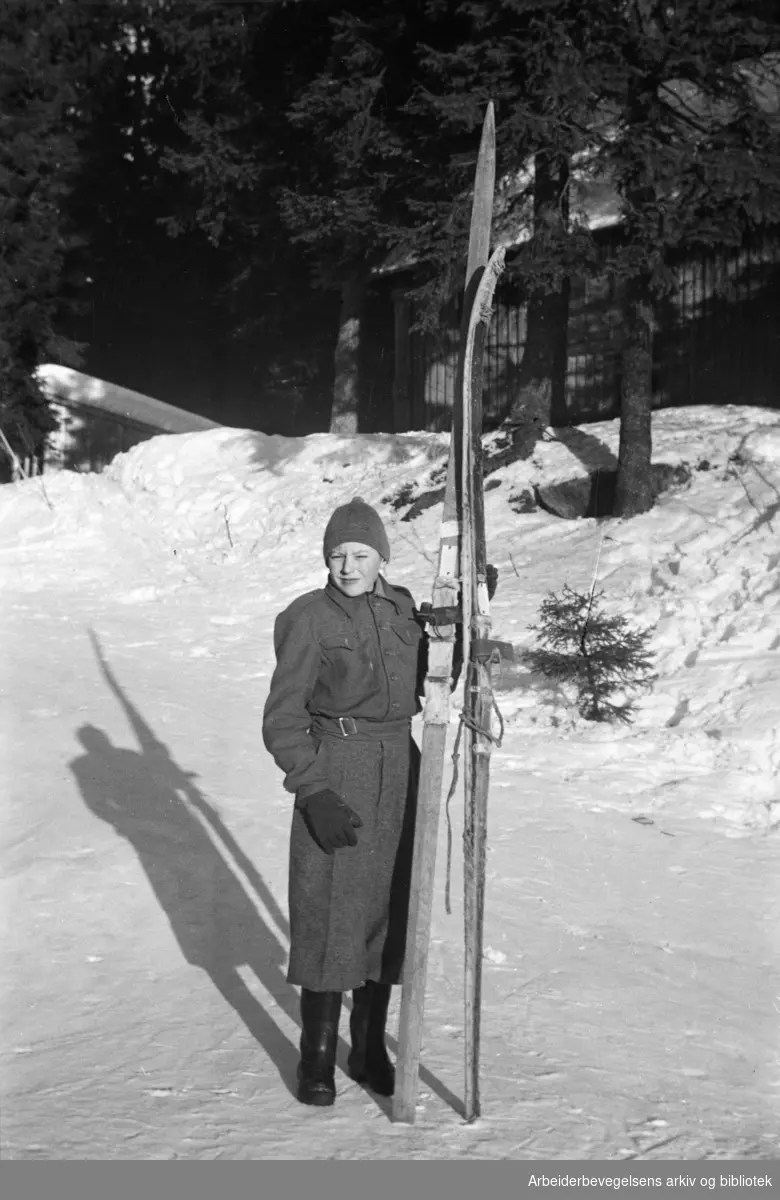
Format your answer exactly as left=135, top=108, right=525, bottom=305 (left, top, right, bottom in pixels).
left=476, top=102, right=496, bottom=177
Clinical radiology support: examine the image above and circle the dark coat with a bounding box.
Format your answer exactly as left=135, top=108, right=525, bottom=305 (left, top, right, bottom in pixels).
left=262, top=576, right=426, bottom=800
left=262, top=576, right=427, bottom=991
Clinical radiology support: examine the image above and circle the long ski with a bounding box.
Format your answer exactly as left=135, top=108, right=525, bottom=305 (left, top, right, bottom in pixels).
left=393, top=102, right=497, bottom=1126
left=461, top=245, right=506, bottom=1123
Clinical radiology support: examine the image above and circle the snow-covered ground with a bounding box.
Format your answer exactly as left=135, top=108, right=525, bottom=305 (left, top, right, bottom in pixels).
left=2, top=405, right=779, bottom=1160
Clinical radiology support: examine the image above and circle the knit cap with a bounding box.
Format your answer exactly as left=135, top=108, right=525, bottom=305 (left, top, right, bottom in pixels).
left=322, top=496, right=391, bottom=563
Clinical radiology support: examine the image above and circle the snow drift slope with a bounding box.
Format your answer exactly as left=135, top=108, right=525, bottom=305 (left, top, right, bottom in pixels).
left=4, top=406, right=779, bottom=837
left=1, top=405, right=779, bottom=1160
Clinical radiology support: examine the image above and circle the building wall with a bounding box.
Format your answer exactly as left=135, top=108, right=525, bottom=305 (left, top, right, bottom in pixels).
left=45, top=401, right=158, bottom=475
left=387, top=228, right=780, bottom=432
left=34, top=367, right=221, bottom=478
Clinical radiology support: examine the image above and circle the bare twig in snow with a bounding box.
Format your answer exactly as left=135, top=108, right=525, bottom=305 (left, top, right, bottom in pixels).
left=38, top=476, right=54, bottom=512
left=729, top=460, right=775, bottom=534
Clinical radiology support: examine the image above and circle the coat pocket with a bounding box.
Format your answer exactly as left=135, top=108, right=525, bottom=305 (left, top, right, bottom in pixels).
left=320, top=632, right=355, bottom=652
left=316, top=629, right=362, bottom=705
left=319, top=632, right=356, bottom=683
left=387, top=620, right=426, bottom=700
left=389, top=624, right=421, bottom=647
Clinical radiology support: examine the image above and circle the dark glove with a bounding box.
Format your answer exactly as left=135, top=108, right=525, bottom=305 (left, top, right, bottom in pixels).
left=487, top=563, right=498, bottom=600
left=298, top=788, right=363, bottom=855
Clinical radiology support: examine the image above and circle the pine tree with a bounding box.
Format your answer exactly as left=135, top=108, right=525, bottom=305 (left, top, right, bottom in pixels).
left=82, top=0, right=780, bottom=454
left=0, top=0, right=97, bottom=473
left=273, top=6, right=411, bottom=433
left=388, top=0, right=604, bottom=440
left=130, top=2, right=597, bottom=436
left=146, top=1, right=420, bottom=434
left=526, top=584, right=656, bottom=723
left=66, top=3, right=246, bottom=420
left=387, top=1, right=780, bottom=497
left=587, top=0, right=780, bottom=516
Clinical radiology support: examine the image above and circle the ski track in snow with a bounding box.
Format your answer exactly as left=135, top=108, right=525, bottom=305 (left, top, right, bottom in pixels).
left=1, top=407, right=779, bottom=1159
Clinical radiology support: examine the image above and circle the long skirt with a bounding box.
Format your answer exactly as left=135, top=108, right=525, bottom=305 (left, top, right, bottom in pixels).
left=287, top=724, right=419, bottom=992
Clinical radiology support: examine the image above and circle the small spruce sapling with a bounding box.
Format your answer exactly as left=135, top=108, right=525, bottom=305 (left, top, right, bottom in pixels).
left=526, top=584, right=656, bottom=723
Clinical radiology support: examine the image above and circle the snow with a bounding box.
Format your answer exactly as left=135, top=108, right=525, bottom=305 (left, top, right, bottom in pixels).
left=2, top=404, right=779, bottom=1160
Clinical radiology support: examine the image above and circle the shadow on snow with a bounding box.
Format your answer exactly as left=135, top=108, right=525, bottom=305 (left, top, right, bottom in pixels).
left=71, top=629, right=463, bottom=1119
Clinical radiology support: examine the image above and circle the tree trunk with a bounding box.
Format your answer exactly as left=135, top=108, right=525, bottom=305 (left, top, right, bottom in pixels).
left=614, top=273, right=654, bottom=517
left=330, top=277, right=365, bottom=435
left=392, top=290, right=412, bottom=433
left=506, top=152, right=570, bottom=448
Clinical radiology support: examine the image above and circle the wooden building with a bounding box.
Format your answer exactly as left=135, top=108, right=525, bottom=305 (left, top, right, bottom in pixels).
left=379, top=227, right=780, bottom=435
left=35, top=365, right=221, bottom=476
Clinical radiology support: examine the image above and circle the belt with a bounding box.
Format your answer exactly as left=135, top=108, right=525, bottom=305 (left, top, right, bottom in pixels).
left=311, top=714, right=412, bottom=740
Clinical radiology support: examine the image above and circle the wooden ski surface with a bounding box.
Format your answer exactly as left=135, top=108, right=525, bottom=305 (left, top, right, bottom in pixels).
left=461, top=246, right=506, bottom=1123
left=393, top=103, right=496, bottom=1125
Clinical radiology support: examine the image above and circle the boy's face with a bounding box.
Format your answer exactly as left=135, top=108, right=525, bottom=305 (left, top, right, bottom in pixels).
left=327, top=542, right=384, bottom=597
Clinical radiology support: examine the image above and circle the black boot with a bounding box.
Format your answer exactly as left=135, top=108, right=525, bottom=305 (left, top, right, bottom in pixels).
left=347, top=981, right=395, bottom=1096
left=297, top=989, right=342, bottom=1106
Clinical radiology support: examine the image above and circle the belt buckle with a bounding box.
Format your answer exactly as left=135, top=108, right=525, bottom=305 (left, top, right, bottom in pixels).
left=338, top=717, right=357, bottom=737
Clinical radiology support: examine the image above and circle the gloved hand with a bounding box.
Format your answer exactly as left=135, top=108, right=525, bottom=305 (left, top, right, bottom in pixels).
left=298, top=788, right=363, bottom=854
left=486, top=563, right=498, bottom=600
